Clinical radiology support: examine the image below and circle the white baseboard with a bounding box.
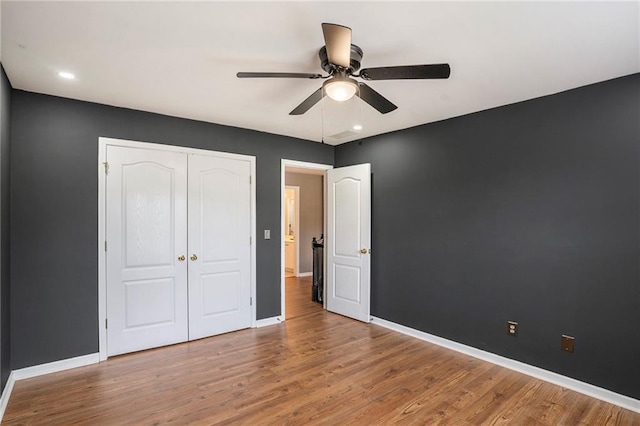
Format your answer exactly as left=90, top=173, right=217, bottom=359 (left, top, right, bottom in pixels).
left=0, top=371, right=15, bottom=422
left=256, top=316, right=282, bottom=328
left=371, top=317, right=640, bottom=414
left=297, top=272, right=312, bottom=277
left=0, top=352, right=100, bottom=423
left=12, top=353, right=100, bottom=381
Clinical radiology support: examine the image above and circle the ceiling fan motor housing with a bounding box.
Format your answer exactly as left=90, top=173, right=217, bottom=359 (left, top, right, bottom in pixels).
left=319, top=44, right=364, bottom=74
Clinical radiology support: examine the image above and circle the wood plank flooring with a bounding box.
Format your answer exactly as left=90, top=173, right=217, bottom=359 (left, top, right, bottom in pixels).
left=285, top=276, right=323, bottom=320
left=4, top=277, right=639, bottom=425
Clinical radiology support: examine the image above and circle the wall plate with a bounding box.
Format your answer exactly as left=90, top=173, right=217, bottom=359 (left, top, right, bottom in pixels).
left=561, top=335, right=575, bottom=353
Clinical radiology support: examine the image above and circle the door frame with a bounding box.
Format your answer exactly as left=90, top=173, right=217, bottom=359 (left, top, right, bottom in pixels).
left=98, top=137, right=257, bottom=361
left=284, top=185, right=300, bottom=277
left=280, top=159, right=332, bottom=321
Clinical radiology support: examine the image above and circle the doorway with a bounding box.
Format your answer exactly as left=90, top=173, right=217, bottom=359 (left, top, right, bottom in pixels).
left=280, top=160, right=332, bottom=320
left=284, top=186, right=299, bottom=278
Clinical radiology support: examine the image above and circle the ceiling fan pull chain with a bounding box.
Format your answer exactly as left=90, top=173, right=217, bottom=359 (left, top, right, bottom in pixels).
left=321, top=96, right=325, bottom=144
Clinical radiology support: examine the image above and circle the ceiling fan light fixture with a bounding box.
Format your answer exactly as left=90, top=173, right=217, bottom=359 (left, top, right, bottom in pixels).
left=323, top=77, right=358, bottom=102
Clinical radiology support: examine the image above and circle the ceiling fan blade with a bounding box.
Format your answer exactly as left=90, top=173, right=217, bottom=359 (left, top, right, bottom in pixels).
left=357, top=83, right=397, bottom=114
left=321, top=23, right=352, bottom=68
left=237, top=72, right=323, bottom=79
left=359, top=64, right=451, bottom=80
left=289, top=87, right=324, bottom=115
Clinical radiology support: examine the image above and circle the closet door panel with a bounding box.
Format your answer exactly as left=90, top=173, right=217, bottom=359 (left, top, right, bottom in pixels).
left=188, top=154, right=252, bottom=340
left=106, top=146, right=188, bottom=356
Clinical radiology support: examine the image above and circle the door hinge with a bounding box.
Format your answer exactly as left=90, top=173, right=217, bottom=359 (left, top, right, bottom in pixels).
left=103, top=161, right=109, bottom=174
left=105, top=318, right=108, bottom=329
left=104, top=240, right=107, bottom=251
left=250, top=236, right=252, bottom=245
left=250, top=297, right=253, bottom=306
left=249, top=175, right=252, bottom=184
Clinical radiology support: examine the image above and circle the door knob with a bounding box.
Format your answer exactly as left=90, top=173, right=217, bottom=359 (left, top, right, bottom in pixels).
left=360, top=248, right=369, bottom=254
left=190, top=254, right=198, bottom=261
left=178, top=255, right=186, bottom=262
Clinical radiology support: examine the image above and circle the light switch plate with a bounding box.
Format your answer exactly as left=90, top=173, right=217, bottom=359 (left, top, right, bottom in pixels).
left=264, top=230, right=271, bottom=240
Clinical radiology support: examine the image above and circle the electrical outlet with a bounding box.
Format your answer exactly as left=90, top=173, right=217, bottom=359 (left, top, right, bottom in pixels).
left=507, top=321, right=518, bottom=336
left=561, top=335, right=575, bottom=353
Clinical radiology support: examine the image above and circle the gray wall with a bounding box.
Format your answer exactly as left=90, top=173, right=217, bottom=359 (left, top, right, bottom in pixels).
left=5, top=73, right=639, bottom=401
left=335, top=73, right=640, bottom=399
left=0, top=65, right=11, bottom=391
left=10, top=90, right=333, bottom=369
left=285, top=172, right=324, bottom=273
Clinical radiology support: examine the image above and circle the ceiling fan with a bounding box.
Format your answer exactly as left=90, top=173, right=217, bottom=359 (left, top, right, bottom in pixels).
left=237, top=23, right=451, bottom=115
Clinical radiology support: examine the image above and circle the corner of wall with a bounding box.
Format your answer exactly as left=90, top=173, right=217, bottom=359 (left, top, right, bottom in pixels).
left=0, top=62, right=13, bottom=393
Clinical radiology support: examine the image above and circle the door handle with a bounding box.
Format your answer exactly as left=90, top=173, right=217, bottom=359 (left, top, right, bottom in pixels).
left=178, top=255, right=186, bottom=262
left=360, top=248, right=370, bottom=254
left=190, top=254, right=198, bottom=261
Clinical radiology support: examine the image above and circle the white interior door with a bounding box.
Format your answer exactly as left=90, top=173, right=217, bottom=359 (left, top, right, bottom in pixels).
left=106, top=146, right=188, bottom=356
left=326, top=163, right=371, bottom=322
left=187, top=154, right=252, bottom=340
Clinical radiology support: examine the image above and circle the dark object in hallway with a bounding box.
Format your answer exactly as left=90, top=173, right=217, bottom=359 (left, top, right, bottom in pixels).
left=312, top=235, right=324, bottom=303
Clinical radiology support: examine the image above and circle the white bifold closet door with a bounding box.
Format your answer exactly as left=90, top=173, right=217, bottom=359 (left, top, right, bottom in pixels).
left=187, top=154, right=251, bottom=340
left=106, top=146, right=189, bottom=356
left=106, top=145, right=251, bottom=357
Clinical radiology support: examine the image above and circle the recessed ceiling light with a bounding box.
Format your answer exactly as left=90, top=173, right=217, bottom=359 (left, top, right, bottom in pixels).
left=58, top=71, right=75, bottom=80
left=353, top=124, right=363, bottom=131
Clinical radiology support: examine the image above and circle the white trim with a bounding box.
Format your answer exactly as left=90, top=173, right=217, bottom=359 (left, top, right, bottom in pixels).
left=322, top=168, right=327, bottom=309
left=98, top=141, right=107, bottom=361
left=98, top=137, right=257, bottom=359
left=371, top=316, right=640, bottom=414
left=0, top=372, right=15, bottom=422
left=294, top=185, right=300, bottom=277
left=249, top=153, right=257, bottom=330
left=255, top=316, right=282, bottom=328
left=297, top=272, right=313, bottom=277
left=281, top=160, right=333, bottom=321
left=284, top=185, right=300, bottom=277
left=13, top=353, right=100, bottom=381
left=0, top=354, right=100, bottom=423
left=99, top=137, right=257, bottom=162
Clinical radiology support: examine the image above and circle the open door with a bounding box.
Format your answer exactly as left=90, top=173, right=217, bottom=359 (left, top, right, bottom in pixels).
left=326, top=163, right=371, bottom=323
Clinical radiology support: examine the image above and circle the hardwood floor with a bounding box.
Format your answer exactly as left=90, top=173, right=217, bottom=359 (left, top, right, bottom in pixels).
left=4, top=277, right=639, bottom=425
left=285, top=276, right=323, bottom=320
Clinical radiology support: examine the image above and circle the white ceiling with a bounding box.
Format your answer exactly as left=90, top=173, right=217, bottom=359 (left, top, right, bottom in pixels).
left=1, top=1, right=638, bottom=145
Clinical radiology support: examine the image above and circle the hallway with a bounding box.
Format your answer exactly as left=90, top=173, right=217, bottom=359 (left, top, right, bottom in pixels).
left=285, top=275, right=323, bottom=319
